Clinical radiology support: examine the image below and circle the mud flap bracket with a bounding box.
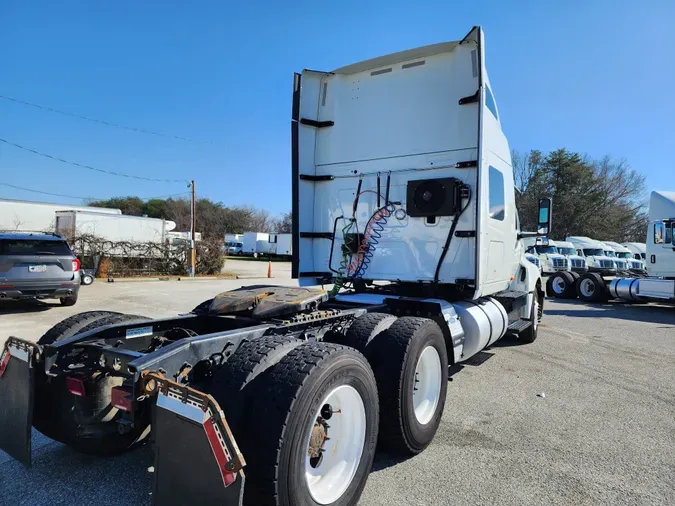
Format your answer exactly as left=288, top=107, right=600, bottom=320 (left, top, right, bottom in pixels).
left=144, top=372, right=246, bottom=506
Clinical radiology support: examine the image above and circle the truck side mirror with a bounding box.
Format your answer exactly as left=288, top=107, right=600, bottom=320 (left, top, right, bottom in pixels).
left=537, top=198, right=552, bottom=236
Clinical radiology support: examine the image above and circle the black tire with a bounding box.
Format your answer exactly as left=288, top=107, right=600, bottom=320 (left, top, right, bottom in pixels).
left=33, top=313, right=152, bottom=455
left=325, top=312, right=397, bottom=356
left=59, top=292, right=78, bottom=306
left=241, top=342, right=379, bottom=506
left=369, top=317, right=448, bottom=455
left=81, top=274, right=94, bottom=285
left=210, top=336, right=304, bottom=436
left=546, top=271, right=576, bottom=299
left=569, top=271, right=581, bottom=282
left=576, top=272, right=609, bottom=302
left=38, top=311, right=121, bottom=345
left=520, top=286, right=543, bottom=344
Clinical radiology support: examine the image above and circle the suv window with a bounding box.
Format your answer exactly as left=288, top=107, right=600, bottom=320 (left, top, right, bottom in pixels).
left=666, top=221, right=673, bottom=244
left=0, top=239, right=72, bottom=256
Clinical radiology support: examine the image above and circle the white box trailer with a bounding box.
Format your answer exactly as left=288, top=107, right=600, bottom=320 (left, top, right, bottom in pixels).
left=0, top=198, right=120, bottom=232
left=55, top=210, right=176, bottom=248
left=269, top=233, right=292, bottom=257
left=255, top=239, right=274, bottom=255
left=242, top=232, right=269, bottom=255
left=225, top=233, right=243, bottom=243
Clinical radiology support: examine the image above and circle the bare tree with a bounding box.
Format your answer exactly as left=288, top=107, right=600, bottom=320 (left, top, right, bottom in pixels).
left=272, top=212, right=292, bottom=233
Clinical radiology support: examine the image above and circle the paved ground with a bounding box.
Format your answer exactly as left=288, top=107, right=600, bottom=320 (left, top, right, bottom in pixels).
left=0, top=266, right=674, bottom=506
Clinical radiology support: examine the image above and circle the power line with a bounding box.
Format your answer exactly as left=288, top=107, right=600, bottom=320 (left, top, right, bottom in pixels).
left=0, top=137, right=189, bottom=183
left=0, top=94, right=214, bottom=144
left=0, top=182, right=191, bottom=202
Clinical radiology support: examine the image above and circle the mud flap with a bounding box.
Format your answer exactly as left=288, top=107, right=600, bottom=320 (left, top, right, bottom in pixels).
left=145, top=373, right=246, bottom=506
left=0, top=337, right=40, bottom=467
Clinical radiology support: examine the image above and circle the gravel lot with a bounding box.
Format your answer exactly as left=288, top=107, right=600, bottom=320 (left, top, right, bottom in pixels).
left=0, top=264, right=673, bottom=506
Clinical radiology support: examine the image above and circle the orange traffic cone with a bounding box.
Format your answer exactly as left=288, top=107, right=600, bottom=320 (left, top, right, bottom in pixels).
left=267, top=261, right=273, bottom=278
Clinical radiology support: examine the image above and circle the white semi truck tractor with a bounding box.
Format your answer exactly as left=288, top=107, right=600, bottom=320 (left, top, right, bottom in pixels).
left=0, top=27, right=551, bottom=506
left=603, top=241, right=647, bottom=273
left=622, top=242, right=647, bottom=262
left=548, top=191, right=675, bottom=303
left=523, top=238, right=570, bottom=275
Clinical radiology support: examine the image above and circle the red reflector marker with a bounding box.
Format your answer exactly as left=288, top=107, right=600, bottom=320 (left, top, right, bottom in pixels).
left=111, top=386, right=133, bottom=412
left=204, top=418, right=237, bottom=487
left=0, top=348, right=11, bottom=378
left=66, top=376, right=86, bottom=397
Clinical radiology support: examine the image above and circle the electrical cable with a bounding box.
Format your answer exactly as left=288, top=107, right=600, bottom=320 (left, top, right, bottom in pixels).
left=0, top=94, right=213, bottom=144
left=0, top=182, right=190, bottom=202
left=0, top=137, right=189, bottom=183
left=433, top=185, right=472, bottom=283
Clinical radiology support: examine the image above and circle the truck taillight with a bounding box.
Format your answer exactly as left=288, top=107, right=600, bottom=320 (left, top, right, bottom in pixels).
left=72, top=259, right=81, bottom=272
left=111, top=386, right=134, bottom=412
left=66, top=376, right=86, bottom=397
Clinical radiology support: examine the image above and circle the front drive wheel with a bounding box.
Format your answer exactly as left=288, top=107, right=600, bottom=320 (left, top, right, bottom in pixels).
left=520, top=287, right=543, bottom=344
left=546, top=271, right=576, bottom=299
left=576, top=272, right=609, bottom=302
left=244, top=342, right=378, bottom=506
left=369, top=317, right=448, bottom=455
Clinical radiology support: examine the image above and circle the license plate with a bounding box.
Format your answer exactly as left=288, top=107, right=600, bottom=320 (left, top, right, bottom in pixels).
left=28, top=265, right=47, bottom=273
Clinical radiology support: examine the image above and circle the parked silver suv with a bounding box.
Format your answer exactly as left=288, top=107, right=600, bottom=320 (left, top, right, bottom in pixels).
left=0, top=232, right=81, bottom=306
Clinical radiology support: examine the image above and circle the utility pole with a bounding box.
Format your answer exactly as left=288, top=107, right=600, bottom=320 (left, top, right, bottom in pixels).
left=189, top=180, right=196, bottom=277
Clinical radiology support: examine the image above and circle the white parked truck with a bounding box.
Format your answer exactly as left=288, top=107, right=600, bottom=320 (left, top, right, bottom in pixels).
left=548, top=191, right=675, bottom=303
left=622, top=242, right=647, bottom=262
left=242, top=231, right=269, bottom=255
left=523, top=238, right=570, bottom=275
left=603, top=241, right=646, bottom=273
left=555, top=241, right=588, bottom=273
left=269, top=232, right=293, bottom=257
left=0, top=27, right=552, bottom=506
left=566, top=236, right=617, bottom=275
left=598, top=242, right=630, bottom=272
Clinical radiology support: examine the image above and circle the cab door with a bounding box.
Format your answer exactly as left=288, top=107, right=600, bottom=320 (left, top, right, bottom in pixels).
left=650, top=221, right=675, bottom=277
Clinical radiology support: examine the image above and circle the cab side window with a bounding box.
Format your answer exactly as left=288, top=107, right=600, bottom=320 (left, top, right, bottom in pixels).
left=654, top=222, right=665, bottom=244
left=488, top=166, right=505, bottom=221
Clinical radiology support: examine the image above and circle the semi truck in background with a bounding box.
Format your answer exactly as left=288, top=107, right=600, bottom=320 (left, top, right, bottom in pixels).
left=547, top=191, right=675, bottom=303
left=602, top=241, right=646, bottom=273
left=0, top=27, right=553, bottom=506
left=523, top=238, right=570, bottom=275
left=566, top=237, right=617, bottom=275
left=622, top=242, right=647, bottom=262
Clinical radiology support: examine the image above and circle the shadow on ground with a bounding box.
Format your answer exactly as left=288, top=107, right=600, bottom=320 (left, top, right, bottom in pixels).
left=0, top=433, right=153, bottom=506
left=0, top=300, right=57, bottom=315
left=545, top=298, right=675, bottom=326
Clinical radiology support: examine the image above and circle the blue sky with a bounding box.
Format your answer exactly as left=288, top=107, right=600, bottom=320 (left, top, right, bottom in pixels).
left=1, top=0, right=673, bottom=217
